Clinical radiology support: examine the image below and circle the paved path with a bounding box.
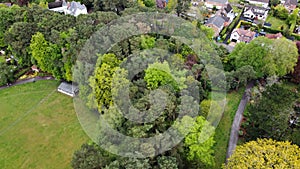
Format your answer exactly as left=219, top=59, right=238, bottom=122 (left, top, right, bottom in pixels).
left=226, top=81, right=254, bottom=161
left=0, top=76, right=54, bottom=90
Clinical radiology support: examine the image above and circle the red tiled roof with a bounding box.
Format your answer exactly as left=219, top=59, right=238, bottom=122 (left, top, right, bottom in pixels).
left=233, top=28, right=256, bottom=43
left=265, top=33, right=283, bottom=39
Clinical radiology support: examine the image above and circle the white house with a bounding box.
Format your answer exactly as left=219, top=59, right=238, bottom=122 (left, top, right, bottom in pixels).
left=221, top=4, right=235, bottom=21
left=247, top=0, right=269, bottom=8
left=243, top=6, right=269, bottom=21
left=48, top=0, right=87, bottom=17
left=205, top=0, right=228, bottom=10
left=284, top=0, right=298, bottom=12
left=230, top=28, right=256, bottom=43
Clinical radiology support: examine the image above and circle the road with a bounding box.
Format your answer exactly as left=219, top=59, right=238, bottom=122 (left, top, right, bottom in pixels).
left=226, top=81, right=254, bottom=160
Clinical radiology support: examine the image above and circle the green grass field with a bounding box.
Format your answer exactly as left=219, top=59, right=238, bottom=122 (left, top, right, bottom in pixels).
left=212, top=87, right=245, bottom=169
left=266, top=16, right=288, bottom=31
left=0, top=80, right=89, bottom=169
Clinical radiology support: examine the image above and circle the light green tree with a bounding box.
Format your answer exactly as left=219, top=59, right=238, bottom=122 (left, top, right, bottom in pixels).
left=88, top=53, right=121, bottom=112
left=223, top=138, right=300, bottom=169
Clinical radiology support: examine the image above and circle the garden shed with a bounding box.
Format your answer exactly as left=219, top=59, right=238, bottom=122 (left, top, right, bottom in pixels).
left=57, top=82, right=79, bottom=97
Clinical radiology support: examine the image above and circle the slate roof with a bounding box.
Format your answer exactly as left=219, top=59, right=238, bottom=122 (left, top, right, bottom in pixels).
left=68, top=1, right=86, bottom=15
left=206, top=0, right=228, bottom=5
left=224, top=4, right=233, bottom=13
left=249, top=0, right=269, bottom=3
left=0, top=3, right=12, bottom=7
left=48, top=1, right=63, bottom=9
left=244, top=5, right=268, bottom=15
left=284, top=0, right=297, bottom=6
left=206, top=15, right=226, bottom=28
left=221, top=15, right=230, bottom=22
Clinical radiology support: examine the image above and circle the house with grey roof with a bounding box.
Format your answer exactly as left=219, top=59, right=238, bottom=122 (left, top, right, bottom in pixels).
left=156, top=0, right=166, bottom=8
left=230, top=28, right=256, bottom=43
left=0, top=2, right=12, bottom=7
left=284, top=0, right=297, bottom=12
left=48, top=0, right=87, bottom=17
left=221, top=4, right=235, bottom=21
left=246, top=0, right=269, bottom=8
left=243, top=5, right=269, bottom=21
left=205, top=15, right=228, bottom=37
left=205, top=0, right=228, bottom=9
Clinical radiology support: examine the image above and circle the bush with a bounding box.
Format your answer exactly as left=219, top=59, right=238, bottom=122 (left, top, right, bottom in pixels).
left=220, top=26, right=228, bottom=37
left=263, top=26, right=282, bottom=34
left=13, top=67, right=30, bottom=79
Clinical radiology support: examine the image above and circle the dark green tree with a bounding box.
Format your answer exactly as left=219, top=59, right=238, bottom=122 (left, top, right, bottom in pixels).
left=4, top=22, right=37, bottom=66
left=71, top=142, right=116, bottom=169
left=245, top=84, right=299, bottom=142
left=0, top=62, right=15, bottom=86
left=176, top=0, right=191, bottom=17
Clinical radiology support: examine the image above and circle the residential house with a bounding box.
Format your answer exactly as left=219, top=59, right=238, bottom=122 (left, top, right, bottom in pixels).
left=205, top=0, right=228, bottom=10
left=205, top=15, right=230, bottom=36
left=48, top=0, right=87, bottom=17
left=284, top=0, right=297, bottom=12
left=221, top=4, right=235, bottom=21
left=0, top=2, right=12, bottom=7
left=243, top=5, right=269, bottom=21
left=230, top=28, right=256, bottom=43
left=265, top=33, right=283, bottom=39
left=156, top=0, right=167, bottom=8
left=246, top=0, right=269, bottom=8
left=192, top=1, right=199, bottom=6
left=295, top=26, right=300, bottom=34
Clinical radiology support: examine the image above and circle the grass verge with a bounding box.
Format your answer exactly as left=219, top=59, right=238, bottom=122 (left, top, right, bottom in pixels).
left=0, top=80, right=88, bottom=169
left=212, top=87, right=245, bottom=169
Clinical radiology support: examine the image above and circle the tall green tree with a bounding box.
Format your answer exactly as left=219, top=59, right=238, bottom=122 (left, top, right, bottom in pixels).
left=176, top=0, right=191, bottom=17
left=4, top=22, right=37, bottom=66
left=88, top=53, right=121, bottom=112
left=30, top=32, right=64, bottom=79
left=0, top=62, right=15, bottom=86
left=71, top=142, right=116, bottom=169
left=230, top=37, right=298, bottom=77
left=245, top=84, right=299, bottom=142
left=144, top=61, right=180, bottom=91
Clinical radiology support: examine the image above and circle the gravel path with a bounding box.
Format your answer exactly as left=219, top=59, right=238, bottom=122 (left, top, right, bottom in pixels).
left=226, top=81, right=254, bottom=160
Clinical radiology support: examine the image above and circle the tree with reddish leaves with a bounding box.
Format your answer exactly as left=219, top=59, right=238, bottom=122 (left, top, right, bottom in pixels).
left=291, top=42, right=300, bottom=84
left=16, top=0, right=29, bottom=7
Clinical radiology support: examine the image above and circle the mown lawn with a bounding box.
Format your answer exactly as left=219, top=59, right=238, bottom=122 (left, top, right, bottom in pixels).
left=0, top=80, right=88, bottom=169
left=212, top=87, right=245, bottom=169
left=266, top=16, right=288, bottom=30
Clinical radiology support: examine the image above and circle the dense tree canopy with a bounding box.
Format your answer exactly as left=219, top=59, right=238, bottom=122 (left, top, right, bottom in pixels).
left=244, top=84, right=300, bottom=144
left=0, top=62, right=15, bottom=86
left=223, top=139, right=300, bottom=169
left=230, top=37, right=298, bottom=77
left=291, top=42, right=300, bottom=84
